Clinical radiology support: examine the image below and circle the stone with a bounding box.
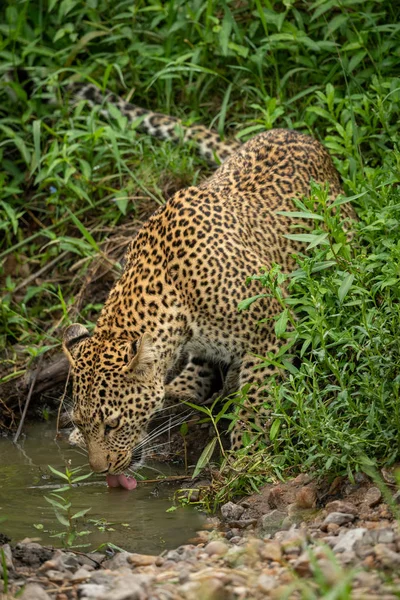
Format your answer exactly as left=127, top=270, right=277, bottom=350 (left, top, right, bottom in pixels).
left=103, top=551, right=134, bottom=570
left=333, top=528, right=367, bottom=553
left=128, top=553, right=158, bottom=567
left=47, top=569, right=72, bottom=582
left=220, top=502, right=245, bottom=521
left=59, top=551, right=81, bottom=570
left=325, top=500, right=358, bottom=515
left=71, top=567, right=91, bottom=582
left=0, top=544, right=14, bottom=571
left=374, top=543, right=400, bottom=567
left=260, top=541, right=282, bottom=562
left=257, top=573, right=278, bottom=593
left=230, top=536, right=242, bottom=544
left=204, top=540, right=228, bottom=556
left=100, top=574, right=148, bottom=600
left=322, top=512, right=355, bottom=527
left=78, top=583, right=108, bottom=599
left=20, top=584, right=51, bottom=600
left=293, top=553, right=311, bottom=576
left=260, top=510, right=287, bottom=535
left=363, top=487, right=382, bottom=508
left=13, top=542, right=52, bottom=568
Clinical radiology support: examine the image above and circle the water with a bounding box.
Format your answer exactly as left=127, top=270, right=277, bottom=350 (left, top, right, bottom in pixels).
left=0, top=422, right=204, bottom=553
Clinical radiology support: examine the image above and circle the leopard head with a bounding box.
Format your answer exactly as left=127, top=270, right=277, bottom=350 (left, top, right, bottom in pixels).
left=63, top=324, right=165, bottom=474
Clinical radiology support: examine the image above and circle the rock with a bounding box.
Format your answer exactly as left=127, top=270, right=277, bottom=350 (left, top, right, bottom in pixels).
left=78, top=552, right=105, bottom=567
left=322, top=512, right=355, bottom=527
left=220, top=502, right=245, bottom=521
left=295, top=486, right=316, bottom=508
left=230, top=536, right=242, bottom=544
left=326, top=523, right=340, bottom=534
left=260, top=510, right=287, bottom=535
left=78, top=583, right=107, bottom=599
left=257, top=573, right=278, bottom=592
left=128, top=553, right=158, bottom=567
left=227, top=519, right=257, bottom=529
left=0, top=544, right=14, bottom=571
left=374, top=543, right=400, bottom=568
left=260, top=541, right=282, bottom=562
left=13, top=542, right=53, bottom=568
left=71, top=567, right=91, bottom=582
left=293, top=553, right=311, bottom=576
left=333, top=528, right=367, bottom=553
left=204, top=540, right=228, bottom=556
left=98, top=574, right=149, bottom=600
left=325, top=500, right=358, bottom=515
left=58, top=551, right=81, bottom=570
left=0, top=533, right=10, bottom=545
left=47, top=569, right=72, bottom=582
left=20, top=584, right=51, bottom=600
left=363, top=487, right=382, bottom=508
left=103, top=551, right=133, bottom=570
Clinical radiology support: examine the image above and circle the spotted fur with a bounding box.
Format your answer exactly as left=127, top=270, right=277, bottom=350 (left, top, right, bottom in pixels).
left=63, top=86, right=356, bottom=475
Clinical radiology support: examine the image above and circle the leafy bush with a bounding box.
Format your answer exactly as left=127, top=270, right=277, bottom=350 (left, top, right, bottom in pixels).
left=0, top=0, right=399, bottom=479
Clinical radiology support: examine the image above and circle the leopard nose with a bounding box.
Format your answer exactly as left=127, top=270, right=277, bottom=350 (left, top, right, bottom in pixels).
left=88, top=454, right=109, bottom=473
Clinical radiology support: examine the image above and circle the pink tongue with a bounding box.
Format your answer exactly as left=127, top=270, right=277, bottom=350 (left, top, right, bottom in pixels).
left=106, top=474, right=137, bottom=490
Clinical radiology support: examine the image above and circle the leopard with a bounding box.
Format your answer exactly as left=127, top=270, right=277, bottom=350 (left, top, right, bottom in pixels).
left=63, top=83, right=356, bottom=478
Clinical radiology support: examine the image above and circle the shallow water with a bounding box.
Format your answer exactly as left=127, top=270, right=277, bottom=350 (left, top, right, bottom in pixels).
left=0, top=422, right=204, bottom=553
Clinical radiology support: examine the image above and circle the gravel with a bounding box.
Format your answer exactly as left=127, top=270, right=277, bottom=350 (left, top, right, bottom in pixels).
left=3, top=481, right=400, bottom=599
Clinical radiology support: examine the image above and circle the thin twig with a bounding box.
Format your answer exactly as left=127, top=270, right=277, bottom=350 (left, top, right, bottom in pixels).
left=13, top=354, right=45, bottom=443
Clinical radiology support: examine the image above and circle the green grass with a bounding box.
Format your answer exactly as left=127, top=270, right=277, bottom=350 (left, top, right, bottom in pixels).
left=1, top=0, right=400, bottom=485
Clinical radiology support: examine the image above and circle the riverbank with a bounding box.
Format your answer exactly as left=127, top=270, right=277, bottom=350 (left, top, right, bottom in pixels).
left=3, top=474, right=400, bottom=599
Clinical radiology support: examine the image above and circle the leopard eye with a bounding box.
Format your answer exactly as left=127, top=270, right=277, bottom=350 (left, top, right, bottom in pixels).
left=104, top=417, right=120, bottom=435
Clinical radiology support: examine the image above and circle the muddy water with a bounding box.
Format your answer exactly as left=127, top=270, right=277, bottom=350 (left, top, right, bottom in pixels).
left=0, top=422, right=204, bottom=553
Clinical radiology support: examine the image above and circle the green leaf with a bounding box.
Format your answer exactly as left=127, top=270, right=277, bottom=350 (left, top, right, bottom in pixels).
left=238, top=294, right=265, bottom=311
left=276, top=210, right=324, bottom=221
left=275, top=309, right=289, bottom=337
left=284, top=233, right=330, bottom=249
left=71, top=508, right=91, bottom=519
left=54, top=511, right=70, bottom=527
left=71, top=472, right=92, bottom=484
left=338, top=273, right=354, bottom=303
left=65, top=209, right=100, bottom=253
left=192, top=437, right=217, bottom=478
left=269, top=419, right=281, bottom=441
left=48, top=465, right=69, bottom=481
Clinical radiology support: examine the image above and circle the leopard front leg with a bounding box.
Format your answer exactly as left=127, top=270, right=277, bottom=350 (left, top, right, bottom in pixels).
left=229, top=353, right=281, bottom=452
left=165, top=357, right=218, bottom=403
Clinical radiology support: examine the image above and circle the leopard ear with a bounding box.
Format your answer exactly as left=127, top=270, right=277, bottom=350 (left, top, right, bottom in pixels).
left=124, top=333, right=155, bottom=378
left=63, top=323, right=90, bottom=365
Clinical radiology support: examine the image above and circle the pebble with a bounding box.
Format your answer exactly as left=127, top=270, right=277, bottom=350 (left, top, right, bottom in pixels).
left=325, top=500, right=358, bottom=515
left=364, top=487, right=383, bottom=508
left=322, top=512, right=355, bottom=527
left=128, top=553, right=158, bottom=566
left=204, top=540, right=228, bottom=556
left=260, top=510, right=287, bottom=534
left=1, top=544, right=14, bottom=571
left=20, top=583, right=52, bottom=600
left=259, top=541, right=282, bottom=562
left=333, top=528, right=367, bottom=553
left=220, top=501, right=245, bottom=521
left=71, top=567, right=91, bottom=582
left=103, top=551, right=133, bottom=570
left=257, top=573, right=278, bottom=592
left=374, top=543, right=400, bottom=567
